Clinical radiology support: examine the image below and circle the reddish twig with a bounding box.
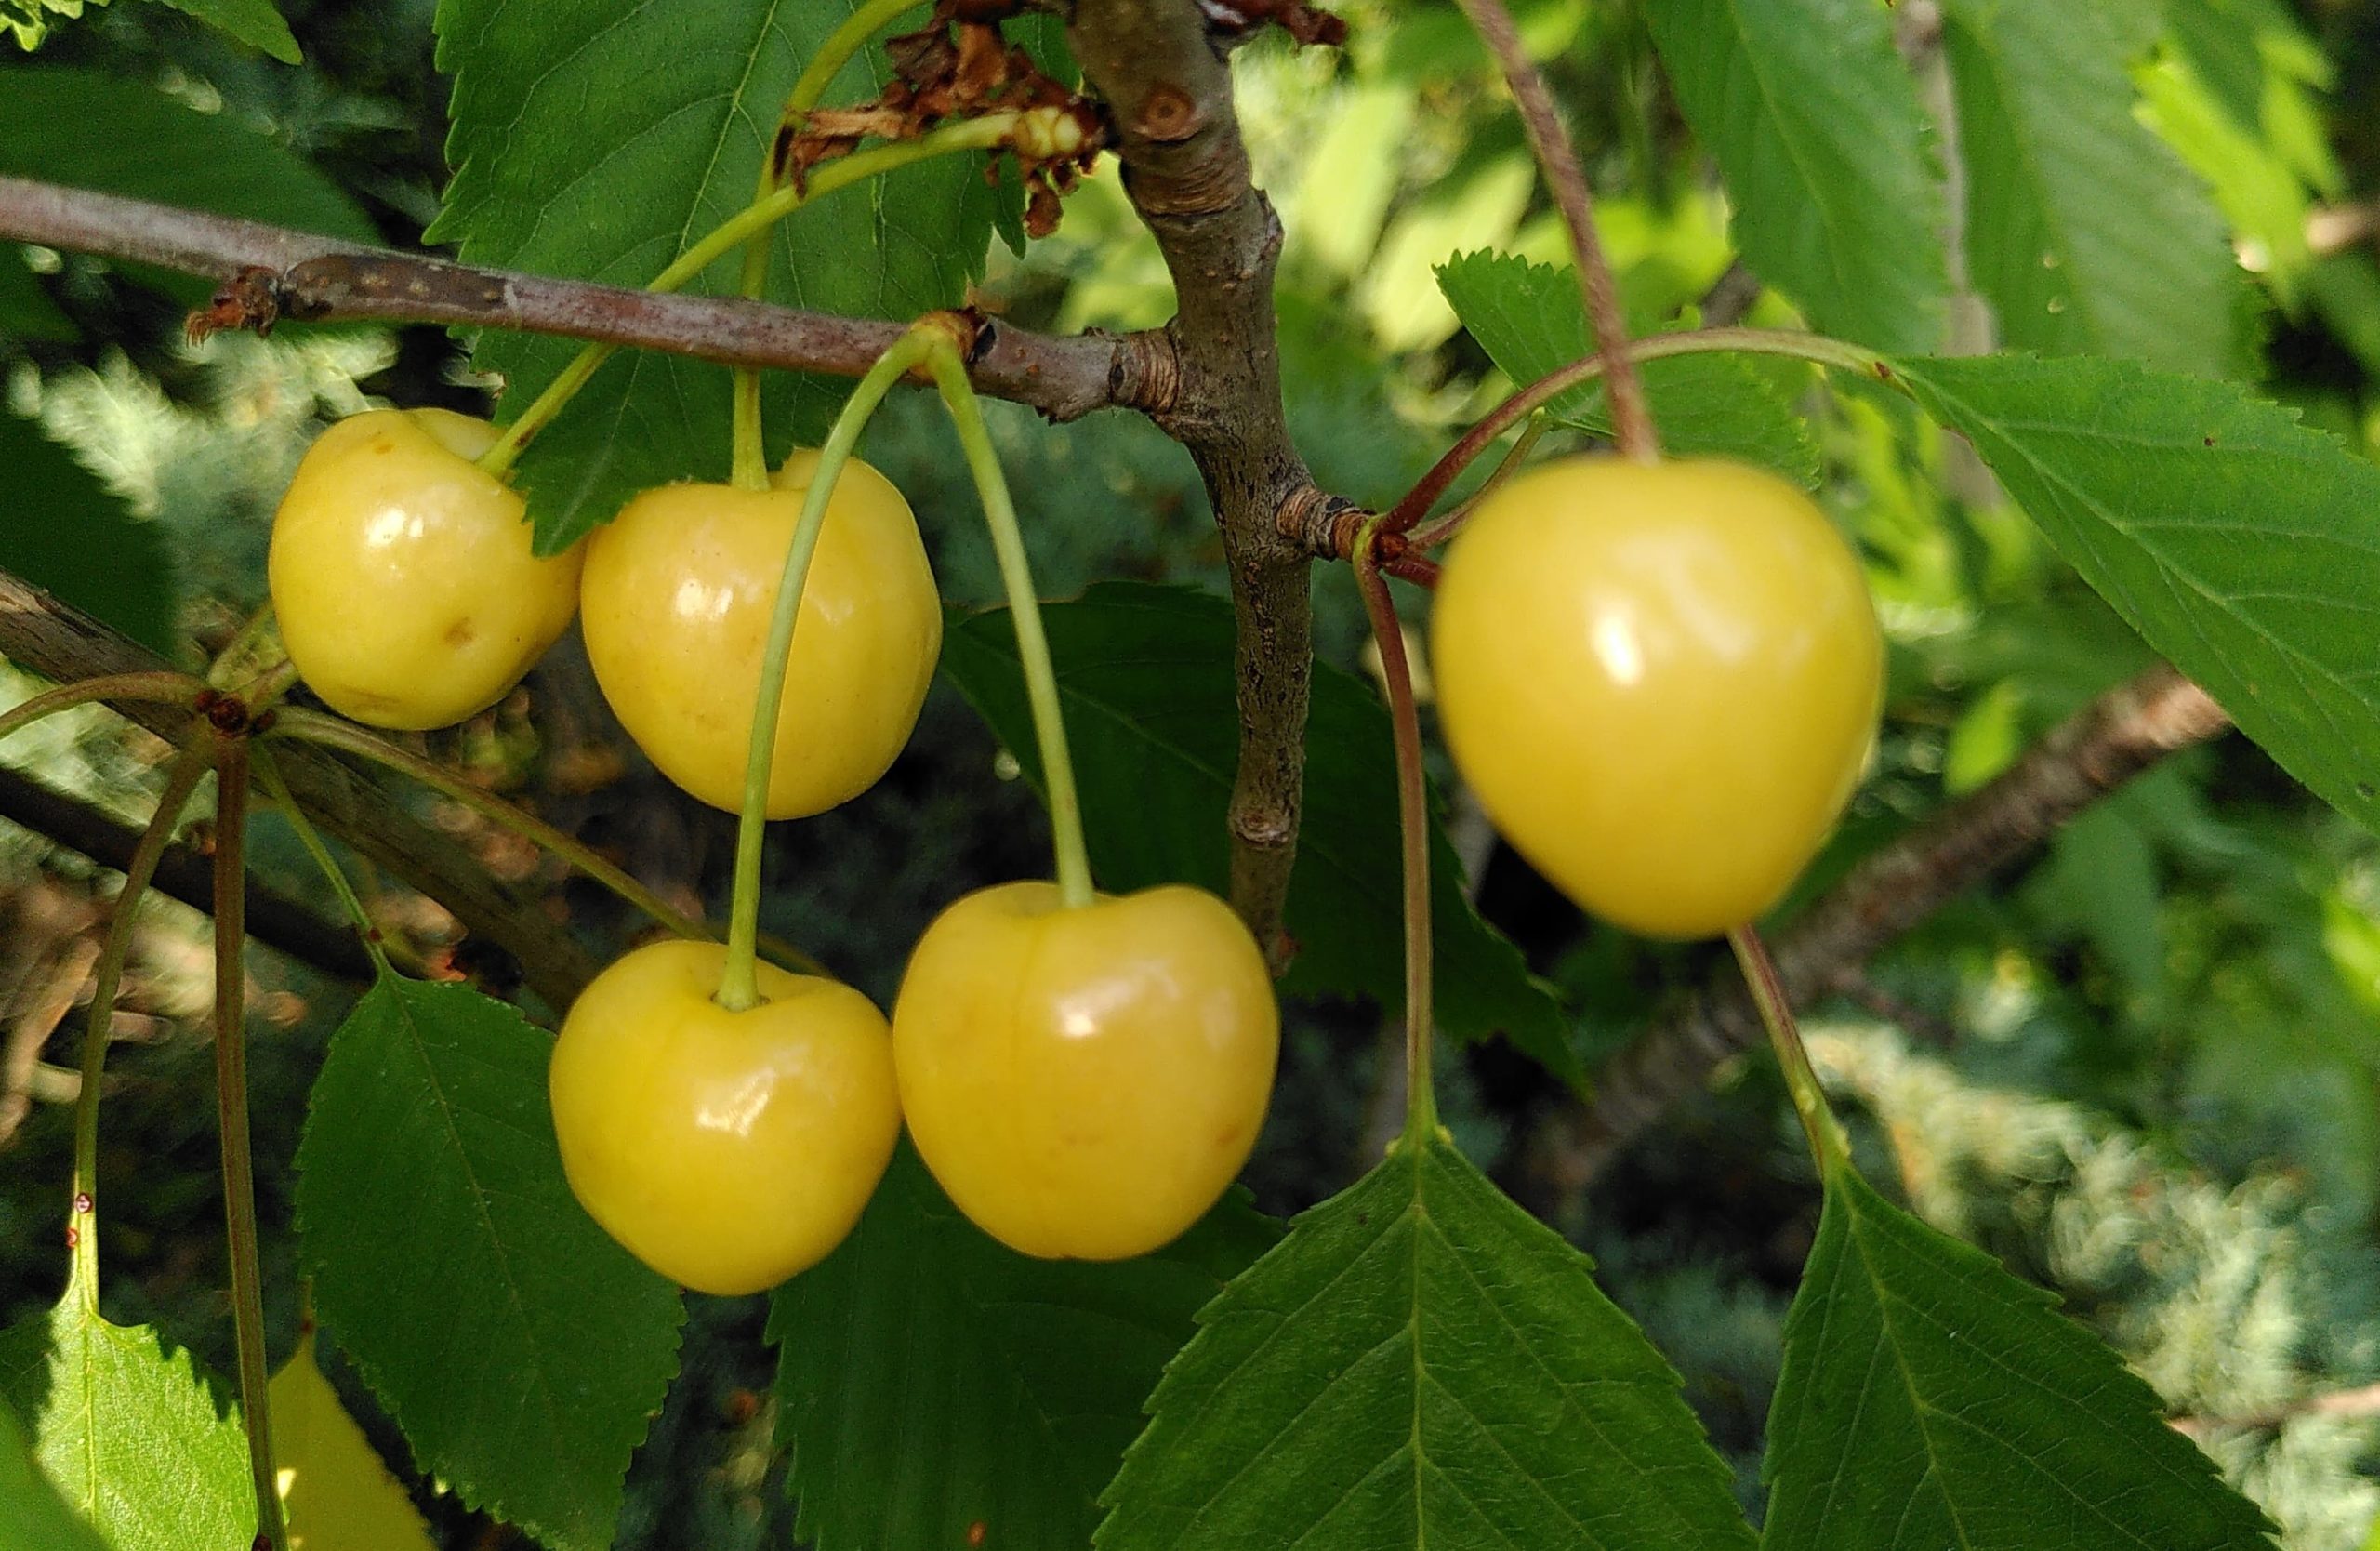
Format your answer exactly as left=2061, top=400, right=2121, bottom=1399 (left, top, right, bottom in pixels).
left=1353, top=526, right=1437, bottom=1135
left=1451, top=0, right=1656, bottom=463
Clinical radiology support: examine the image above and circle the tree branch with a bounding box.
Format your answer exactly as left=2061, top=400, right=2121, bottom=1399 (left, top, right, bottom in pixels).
left=0, top=570, right=599, bottom=1008
left=1064, top=0, right=1321, bottom=966
left=1531, top=663, right=2232, bottom=1204
left=0, top=765, right=377, bottom=984
left=0, top=176, right=1164, bottom=424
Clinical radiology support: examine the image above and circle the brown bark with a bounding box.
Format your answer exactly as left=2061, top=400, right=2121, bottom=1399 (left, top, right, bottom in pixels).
left=0, top=177, right=1157, bottom=423
left=1064, top=0, right=1320, bottom=963
left=0, top=572, right=597, bottom=1007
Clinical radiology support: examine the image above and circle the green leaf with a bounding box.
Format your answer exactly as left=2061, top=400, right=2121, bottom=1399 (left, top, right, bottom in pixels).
left=1939, top=0, right=2244, bottom=377
left=0, top=1295, right=251, bottom=1551
left=0, top=412, right=176, bottom=654
left=430, top=0, right=995, bottom=553
left=939, top=583, right=1577, bottom=1086
left=1643, top=0, right=1947, bottom=353
left=294, top=974, right=684, bottom=1551
left=1891, top=351, right=2380, bottom=841
left=0, top=1390, right=104, bottom=1551
left=1436, top=249, right=1819, bottom=484
left=150, top=0, right=299, bottom=61
left=0, top=248, right=74, bottom=341
left=0, top=68, right=373, bottom=299
left=1762, top=1165, right=2277, bottom=1549
left=769, top=1144, right=1277, bottom=1551
left=1097, top=1135, right=1754, bottom=1550
left=1, top=0, right=98, bottom=51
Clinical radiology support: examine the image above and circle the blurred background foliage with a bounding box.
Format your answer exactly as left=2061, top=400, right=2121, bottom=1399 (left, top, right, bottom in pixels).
left=4, top=0, right=2380, bottom=1545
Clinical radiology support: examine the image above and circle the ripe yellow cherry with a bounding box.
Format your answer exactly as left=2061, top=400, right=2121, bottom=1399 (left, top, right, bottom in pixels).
left=549, top=938, right=900, bottom=1295
left=267, top=407, right=584, bottom=730
left=577, top=453, right=941, bottom=817
left=1431, top=457, right=1882, bottom=939
left=892, top=882, right=1278, bottom=1261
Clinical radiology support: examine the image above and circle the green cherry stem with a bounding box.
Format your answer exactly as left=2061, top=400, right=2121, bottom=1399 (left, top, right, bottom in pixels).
left=68, top=747, right=211, bottom=1306
left=1390, top=326, right=1889, bottom=542
left=253, top=748, right=391, bottom=978
left=476, top=114, right=1019, bottom=483
left=0, top=672, right=204, bottom=750
left=782, top=0, right=928, bottom=139
left=1353, top=522, right=1438, bottom=1141
left=729, top=0, right=930, bottom=492
left=714, top=329, right=939, bottom=1013
left=1726, top=922, right=1851, bottom=1177
left=925, top=339, right=1095, bottom=911
left=205, top=603, right=279, bottom=690
left=209, top=734, right=285, bottom=1551
left=266, top=709, right=821, bottom=975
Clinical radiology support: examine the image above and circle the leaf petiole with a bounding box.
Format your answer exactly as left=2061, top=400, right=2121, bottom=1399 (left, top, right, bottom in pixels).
left=1726, top=922, right=1850, bottom=1176
left=68, top=747, right=211, bottom=1306
left=208, top=734, right=284, bottom=1551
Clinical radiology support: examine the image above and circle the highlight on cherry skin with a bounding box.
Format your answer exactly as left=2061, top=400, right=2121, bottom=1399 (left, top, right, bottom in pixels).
left=1430, top=455, right=1884, bottom=940
left=549, top=938, right=902, bottom=1296
left=577, top=451, right=942, bottom=818
left=268, top=407, right=586, bottom=730
left=892, top=881, right=1280, bottom=1261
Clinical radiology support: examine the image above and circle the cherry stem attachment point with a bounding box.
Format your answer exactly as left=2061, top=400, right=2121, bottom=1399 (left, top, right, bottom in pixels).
left=208, top=734, right=285, bottom=1551
left=1390, top=327, right=1888, bottom=543
left=715, top=329, right=940, bottom=1013
left=1353, top=522, right=1438, bottom=1141
left=1726, top=922, right=1850, bottom=1177
left=475, top=113, right=1019, bottom=484
left=266, top=709, right=819, bottom=976
left=1452, top=0, right=1658, bottom=464
left=0, top=672, right=205, bottom=750
left=730, top=0, right=927, bottom=495
left=925, top=338, right=1096, bottom=912
left=69, top=748, right=210, bottom=1306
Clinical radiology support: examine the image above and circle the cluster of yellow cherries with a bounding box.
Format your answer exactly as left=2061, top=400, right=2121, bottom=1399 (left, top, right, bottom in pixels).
left=268, top=403, right=1883, bottom=1294
left=268, top=406, right=1279, bottom=1292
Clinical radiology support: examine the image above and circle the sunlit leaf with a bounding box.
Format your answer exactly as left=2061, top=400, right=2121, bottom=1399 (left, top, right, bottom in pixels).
left=295, top=974, right=684, bottom=1551
left=1764, top=1165, right=2278, bottom=1549
left=1098, top=1135, right=1754, bottom=1549
left=0, top=1293, right=251, bottom=1551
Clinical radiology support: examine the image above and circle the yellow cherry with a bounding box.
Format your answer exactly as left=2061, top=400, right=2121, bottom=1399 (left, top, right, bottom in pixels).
left=267, top=407, right=584, bottom=730
left=1430, top=456, right=1883, bottom=938
left=892, top=882, right=1278, bottom=1261
left=549, top=938, right=900, bottom=1295
left=576, top=453, right=941, bottom=817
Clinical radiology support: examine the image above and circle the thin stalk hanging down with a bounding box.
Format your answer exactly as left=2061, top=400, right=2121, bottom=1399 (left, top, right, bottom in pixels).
left=1353, top=522, right=1439, bottom=1140
left=1452, top=0, right=1659, bottom=463
left=924, top=342, right=1096, bottom=911
left=209, top=735, right=284, bottom=1551
left=67, top=749, right=211, bottom=1303
left=714, top=329, right=942, bottom=1012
